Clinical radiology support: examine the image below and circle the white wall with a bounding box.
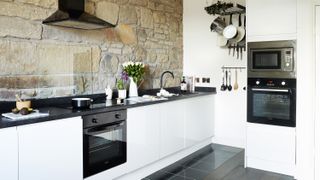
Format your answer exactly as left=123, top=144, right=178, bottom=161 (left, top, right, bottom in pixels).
left=183, top=0, right=247, bottom=148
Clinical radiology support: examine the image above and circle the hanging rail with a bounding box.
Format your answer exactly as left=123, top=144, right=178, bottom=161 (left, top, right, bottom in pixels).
left=221, top=66, right=246, bottom=70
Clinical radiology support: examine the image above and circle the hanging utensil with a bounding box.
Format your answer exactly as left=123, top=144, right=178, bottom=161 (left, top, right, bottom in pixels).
left=223, top=13, right=238, bottom=39
left=227, top=69, right=232, bottom=91
left=234, top=69, right=239, bottom=90
left=220, top=69, right=227, bottom=91
left=233, top=14, right=245, bottom=43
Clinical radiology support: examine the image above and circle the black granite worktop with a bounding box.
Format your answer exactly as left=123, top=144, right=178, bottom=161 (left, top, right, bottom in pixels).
left=0, top=87, right=216, bottom=129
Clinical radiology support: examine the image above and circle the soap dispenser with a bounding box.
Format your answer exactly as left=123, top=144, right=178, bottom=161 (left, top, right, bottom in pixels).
left=105, top=85, right=113, bottom=100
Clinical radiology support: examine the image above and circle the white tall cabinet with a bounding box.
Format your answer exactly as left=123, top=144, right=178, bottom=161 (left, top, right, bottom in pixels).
left=315, top=6, right=320, bottom=180
left=247, top=0, right=297, bottom=42
left=0, top=127, right=18, bottom=180
left=18, top=117, right=83, bottom=180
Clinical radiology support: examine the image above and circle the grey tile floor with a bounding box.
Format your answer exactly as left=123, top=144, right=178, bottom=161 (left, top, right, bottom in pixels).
left=142, top=144, right=294, bottom=180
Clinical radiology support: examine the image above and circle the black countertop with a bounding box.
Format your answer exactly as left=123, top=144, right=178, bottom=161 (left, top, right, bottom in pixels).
left=0, top=87, right=216, bottom=129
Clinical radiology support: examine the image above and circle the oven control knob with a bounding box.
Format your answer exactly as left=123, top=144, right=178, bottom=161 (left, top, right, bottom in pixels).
left=92, top=118, right=98, bottom=123
left=115, top=114, right=121, bottom=119
left=281, top=81, right=286, bottom=86
left=256, top=81, right=260, bottom=85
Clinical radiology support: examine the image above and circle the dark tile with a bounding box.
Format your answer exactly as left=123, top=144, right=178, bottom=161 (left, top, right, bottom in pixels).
left=146, top=170, right=176, bottom=180
left=176, top=168, right=210, bottom=180
left=199, top=150, right=236, bottom=166
left=168, top=175, right=196, bottom=180
left=211, top=144, right=243, bottom=153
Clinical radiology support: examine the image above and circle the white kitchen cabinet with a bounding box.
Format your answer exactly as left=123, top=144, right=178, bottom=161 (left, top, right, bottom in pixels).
left=127, top=105, right=161, bottom=171
left=159, top=101, right=186, bottom=158
left=247, top=0, right=297, bottom=42
left=0, top=127, right=18, bottom=180
left=185, top=95, right=215, bottom=147
left=18, top=117, right=83, bottom=180
left=246, top=123, right=295, bottom=176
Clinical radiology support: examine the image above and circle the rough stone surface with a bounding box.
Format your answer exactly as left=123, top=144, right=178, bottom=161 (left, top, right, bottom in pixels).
left=0, top=0, right=183, bottom=101
left=96, top=2, right=119, bottom=25
left=119, top=6, right=138, bottom=24
left=0, top=16, right=42, bottom=39
left=140, top=7, right=153, bottom=29
left=0, top=1, right=54, bottom=20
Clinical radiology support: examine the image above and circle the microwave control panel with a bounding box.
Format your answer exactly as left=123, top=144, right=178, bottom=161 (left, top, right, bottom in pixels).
left=283, top=48, right=294, bottom=72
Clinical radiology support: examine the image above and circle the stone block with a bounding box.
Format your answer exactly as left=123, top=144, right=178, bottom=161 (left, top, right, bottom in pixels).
left=140, top=7, right=153, bottom=29
left=129, top=0, right=147, bottom=6
left=96, top=1, right=119, bottom=25
left=0, top=16, right=42, bottom=39
left=42, top=25, right=106, bottom=45
left=119, top=6, right=137, bottom=24
left=115, top=24, right=137, bottom=45
left=16, top=0, right=57, bottom=8
left=0, top=40, right=38, bottom=76
left=0, top=1, right=54, bottom=20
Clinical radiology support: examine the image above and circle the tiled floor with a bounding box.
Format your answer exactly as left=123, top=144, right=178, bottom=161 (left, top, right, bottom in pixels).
left=143, top=144, right=294, bottom=180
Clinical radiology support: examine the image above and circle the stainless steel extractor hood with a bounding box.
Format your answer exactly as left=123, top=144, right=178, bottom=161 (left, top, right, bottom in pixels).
left=43, top=0, right=116, bottom=30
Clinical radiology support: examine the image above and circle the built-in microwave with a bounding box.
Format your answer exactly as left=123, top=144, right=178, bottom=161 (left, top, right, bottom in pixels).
left=248, top=40, right=296, bottom=78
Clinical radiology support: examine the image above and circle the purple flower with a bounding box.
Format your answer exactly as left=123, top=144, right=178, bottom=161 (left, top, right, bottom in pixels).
left=121, top=71, right=129, bottom=81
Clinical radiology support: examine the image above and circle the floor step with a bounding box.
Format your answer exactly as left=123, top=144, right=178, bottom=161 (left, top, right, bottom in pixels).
left=143, top=143, right=244, bottom=180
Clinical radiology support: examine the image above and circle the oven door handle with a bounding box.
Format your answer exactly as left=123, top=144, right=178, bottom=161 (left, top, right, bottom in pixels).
left=84, top=121, right=124, bottom=135
left=251, top=88, right=290, bottom=93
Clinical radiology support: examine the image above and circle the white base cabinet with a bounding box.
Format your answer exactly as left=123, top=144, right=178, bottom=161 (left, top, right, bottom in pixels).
left=0, top=127, right=18, bottom=180
left=127, top=104, right=161, bottom=172
left=18, top=117, right=83, bottom=180
left=185, top=95, right=215, bottom=147
left=160, top=101, right=186, bottom=158
left=127, top=95, right=215, bottom=177
left=246, top=123, right=296, bottom=176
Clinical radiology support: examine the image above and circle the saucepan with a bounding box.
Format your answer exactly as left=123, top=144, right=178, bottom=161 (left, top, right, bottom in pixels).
left=72, top=98, right=93, bottom=109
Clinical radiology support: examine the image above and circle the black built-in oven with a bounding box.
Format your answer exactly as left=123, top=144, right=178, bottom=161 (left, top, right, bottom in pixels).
left=247, top=78, right=296, bottom=127
left=83, top=110, right=127, bottom=178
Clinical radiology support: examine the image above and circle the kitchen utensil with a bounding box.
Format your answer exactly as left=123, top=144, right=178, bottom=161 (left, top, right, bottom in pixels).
left=220, top=70, right=227, bottom=91
left=223, top=14, right=237, bottom=39
left=72, top=98, right=93, bottom=109
left=233, top=43, right=236, bottom=57
left=236, top=44, right=239, bottom=59
left=225, top=70, right=228, bottom=90
left=234, top=69, right=239, bottom=90
left=218, top=35, right=228, bottom=47
left=233, top=14, right=245, bottom=43
left=227, top=70, right=232, bottom=91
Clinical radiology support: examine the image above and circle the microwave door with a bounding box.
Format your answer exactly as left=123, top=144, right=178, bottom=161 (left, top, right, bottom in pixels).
left=252, top=50, right=282, bottom=70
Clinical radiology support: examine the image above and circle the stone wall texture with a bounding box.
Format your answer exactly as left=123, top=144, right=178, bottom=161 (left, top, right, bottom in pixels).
left=0, top=0, right=183, bottom=101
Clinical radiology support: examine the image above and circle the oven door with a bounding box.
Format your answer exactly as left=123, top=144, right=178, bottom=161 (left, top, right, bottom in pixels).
left=83, top=121, right=127, bottom=178
left=247, top=87, right=296, bottom=127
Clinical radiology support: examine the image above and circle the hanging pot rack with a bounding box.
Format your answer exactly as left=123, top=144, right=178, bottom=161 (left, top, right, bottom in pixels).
left=205, top=1, right=246, bottom=16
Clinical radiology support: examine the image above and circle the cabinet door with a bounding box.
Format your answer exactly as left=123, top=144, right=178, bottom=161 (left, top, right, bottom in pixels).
left=160, top=101, right=186, bottom=158
left=246, top=123, right=295, bottom=175
left=18, top=117, right=83, bottom=180
left=247, top=0, right=297, bottom=41
left=0, top=127, right=18, bottom=180
left=127, top=105, right=161, bottom=171
left=185, top=95, right=215, bottom=147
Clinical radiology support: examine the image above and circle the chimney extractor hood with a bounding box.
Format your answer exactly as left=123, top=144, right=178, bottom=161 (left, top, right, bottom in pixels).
left=43, top=0, right=116, bottom=30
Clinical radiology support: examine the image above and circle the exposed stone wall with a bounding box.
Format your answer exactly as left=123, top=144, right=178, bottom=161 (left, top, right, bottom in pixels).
left=0, top=0, right=183, bottom=101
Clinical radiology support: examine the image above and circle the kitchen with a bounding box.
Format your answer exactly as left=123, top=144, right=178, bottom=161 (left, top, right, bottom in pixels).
left=0, top=0, right=318, bottom=180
